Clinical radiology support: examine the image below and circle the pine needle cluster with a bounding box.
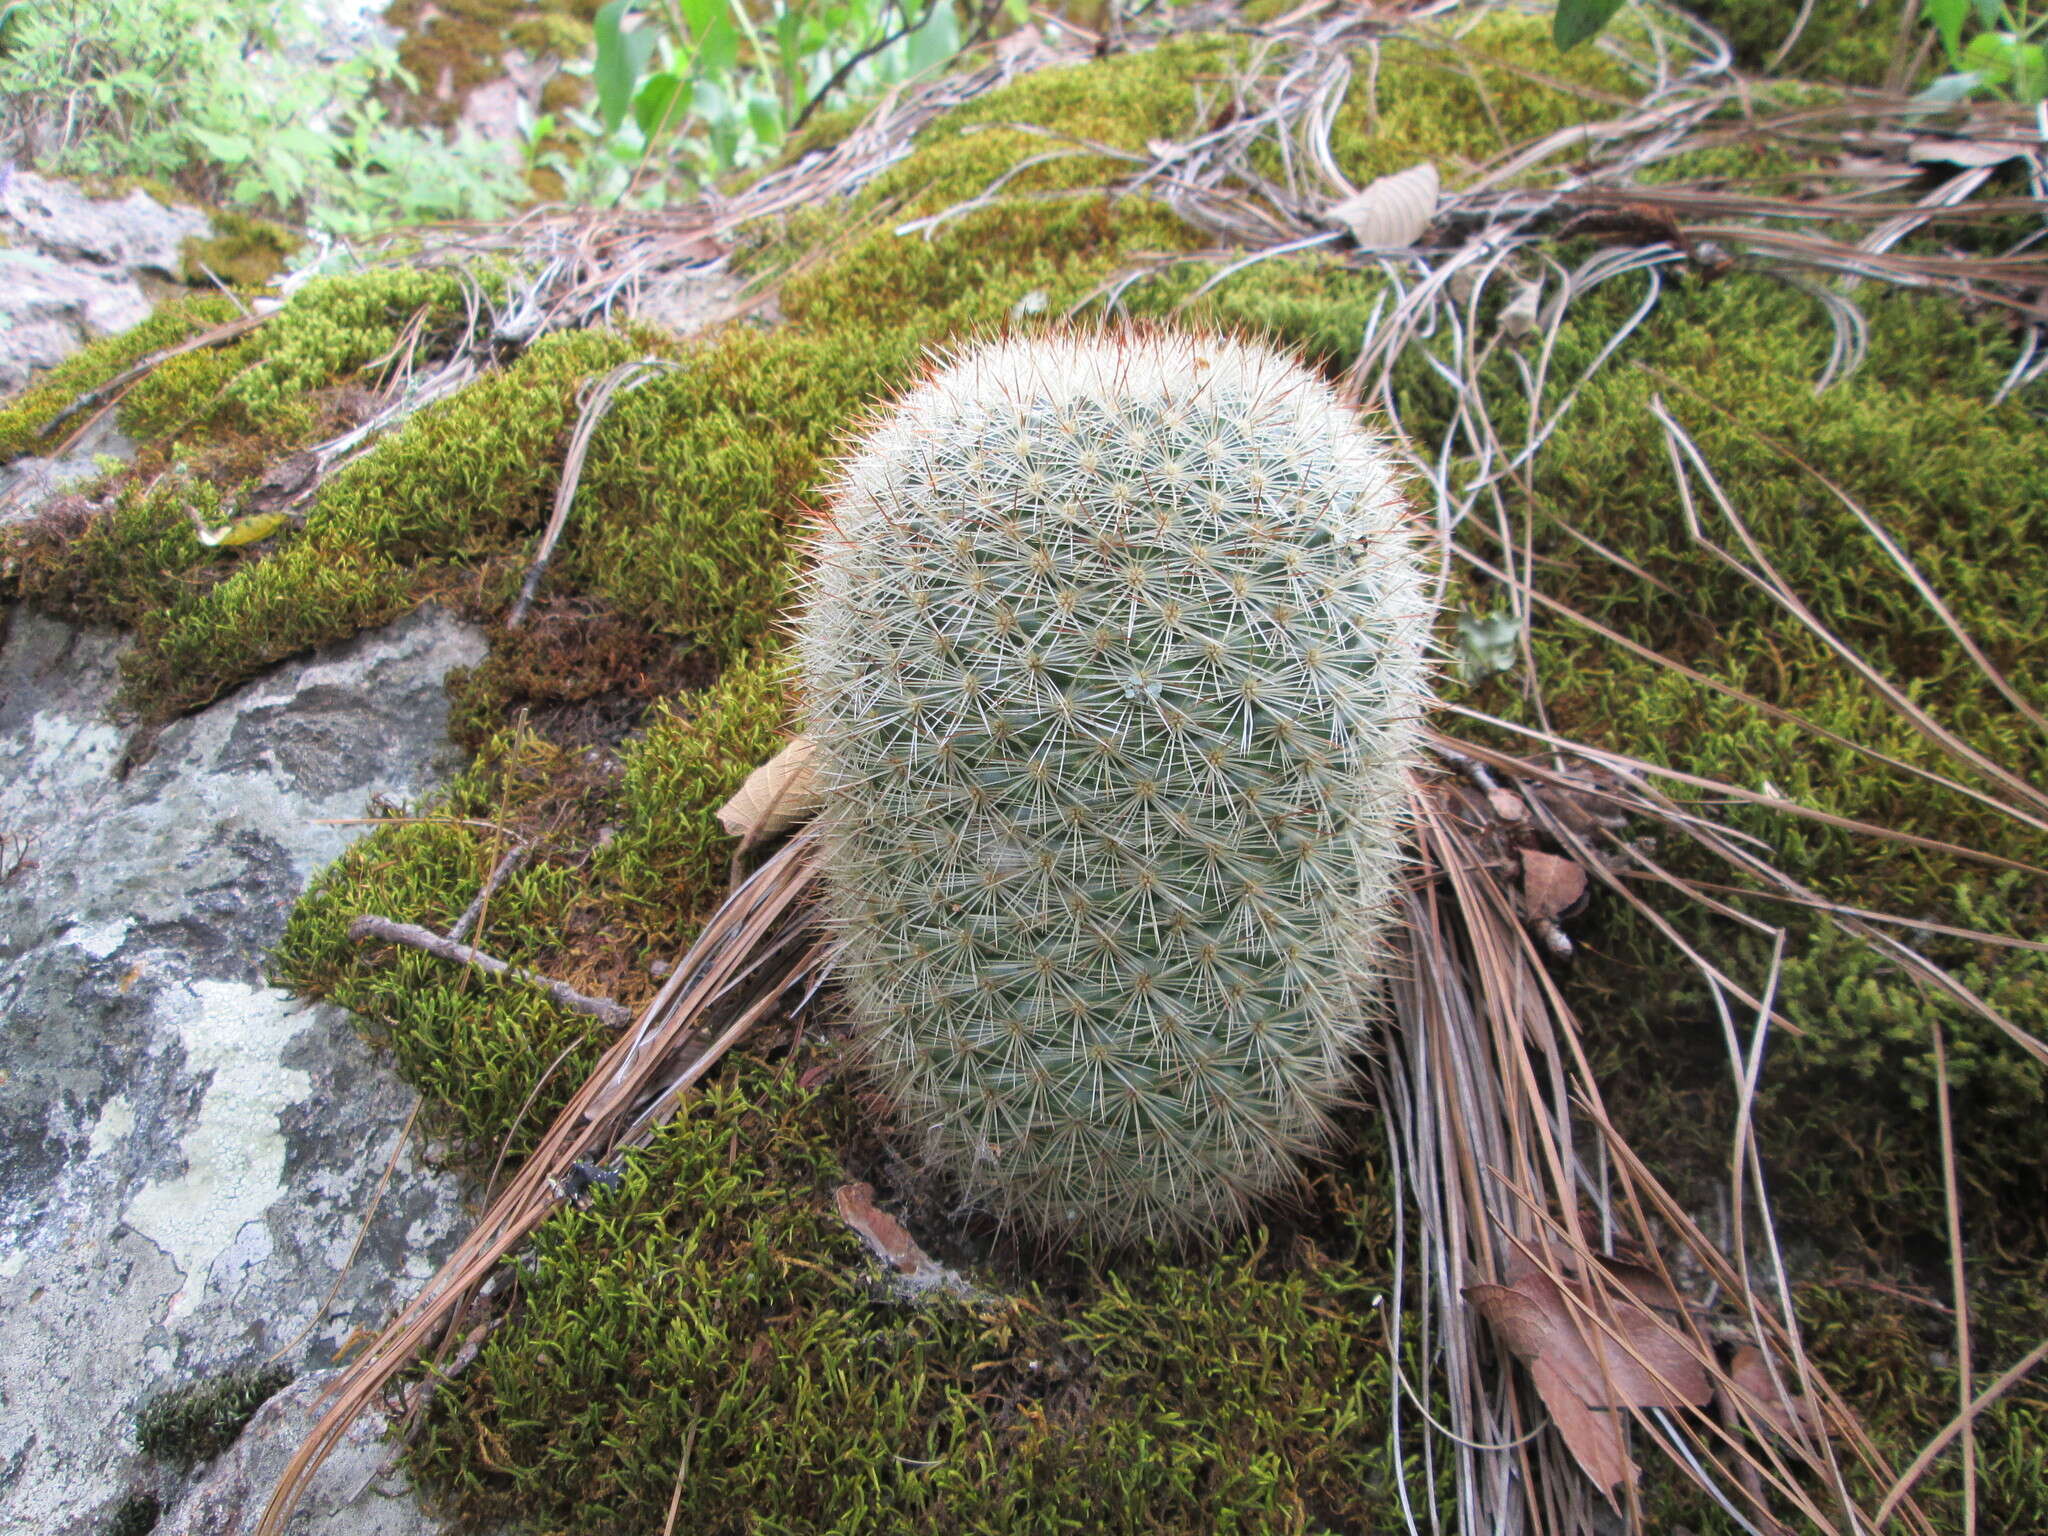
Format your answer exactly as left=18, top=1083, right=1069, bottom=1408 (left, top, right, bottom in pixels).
left=798, top=330, right=1433, bottom=1241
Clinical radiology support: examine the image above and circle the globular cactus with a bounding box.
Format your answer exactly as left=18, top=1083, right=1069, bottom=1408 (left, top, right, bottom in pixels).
left=796, top=330, right=1433, bottom=1242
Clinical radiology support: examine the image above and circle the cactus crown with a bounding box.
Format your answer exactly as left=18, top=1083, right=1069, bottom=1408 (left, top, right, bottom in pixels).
left=797, top=330, right=1433, bottom=1242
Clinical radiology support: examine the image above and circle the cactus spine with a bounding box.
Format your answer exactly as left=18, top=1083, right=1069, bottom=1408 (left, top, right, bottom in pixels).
left=797, top=330, right=1433, bottom=1242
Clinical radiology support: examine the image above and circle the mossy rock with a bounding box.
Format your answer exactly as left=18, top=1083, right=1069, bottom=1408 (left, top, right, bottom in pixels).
left=134, top=1364, right=294, bottom=1466
left=5, top=9, right=2044, bottom=1531
left=180, top=210, right=299, bottom=289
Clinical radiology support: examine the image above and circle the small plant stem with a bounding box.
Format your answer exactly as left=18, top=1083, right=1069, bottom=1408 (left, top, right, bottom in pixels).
left=506, top=359, right=667, bottom=629
left=447, top=840, right=533, bottom=944
left=1932, top=1019, right=1976, bottom=1536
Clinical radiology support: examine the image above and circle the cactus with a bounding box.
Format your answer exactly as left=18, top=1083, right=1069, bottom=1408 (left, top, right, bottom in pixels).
left=796, top=330, right=1434, bottom=1242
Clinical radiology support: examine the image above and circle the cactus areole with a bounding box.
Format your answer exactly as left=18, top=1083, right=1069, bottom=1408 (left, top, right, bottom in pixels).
left=797, top=331, right=1434, bottom=1242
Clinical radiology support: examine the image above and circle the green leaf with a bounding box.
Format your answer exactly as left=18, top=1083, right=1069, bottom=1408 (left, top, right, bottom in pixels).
left=633, top=71, right=690, bottom=139
left=1925, top=0, right=1972, bottom=64
left=187, top=126, right=255, bottom=164
left=594, top=0, right=657, bottom=135
left=1963, top=28, right=2017, bottom=83
left=746, top=95, right=783, bottom=144
left=2013, top=41, right=2046, bottom=101
left=1968, top=0, right=2006, bottom=27
left=696, top=16, right=740, bottom=79
left=676, top=0, right=727, bottom=40
left=1553, top=0, right=1628, bottom=50
left=0, top=4, right=27, bottom=61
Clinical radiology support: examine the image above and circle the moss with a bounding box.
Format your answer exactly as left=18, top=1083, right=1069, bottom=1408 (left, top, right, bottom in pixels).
left=1791, top=1272, right=2048, bottom=1528
left=102, top=1492, right=161, bottom=1536
left=409, top=1062, right=1416, bottom=1536
left=1324, top=17, right=1638, bottom=186
left=0, top=297, right=241, bottom=462
left=1685, top=0, right=1916, bottom=87
left=4, top=474, right=221, bottom=631
left=180, top=210, right=299, bottom=289
left=1438, top=272, right=2048, bottom=1225
left=133, top=1364, right=293, bottom=1466
left=222, top=267, right=479, bottom=435
left=593, top=652, right=789, bottom=919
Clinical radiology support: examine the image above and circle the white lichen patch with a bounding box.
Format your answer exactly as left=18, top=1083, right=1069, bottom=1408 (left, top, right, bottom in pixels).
left=88, top=1093, right=136, bottom=1158
left=121, top=980, right=314, bottom=1322
left=22, top=707, right=125, bottom=780
left=67, top=916, right=133, bottom=960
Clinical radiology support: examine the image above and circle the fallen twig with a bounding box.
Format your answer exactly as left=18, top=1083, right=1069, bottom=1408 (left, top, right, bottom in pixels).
left=40, top=312, right=270, bottom=453
left=347, top=914, right=634, bottom=1029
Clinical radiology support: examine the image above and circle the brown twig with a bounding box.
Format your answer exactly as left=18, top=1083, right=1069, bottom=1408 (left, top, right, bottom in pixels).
left=348, top=914, right=634, bottom=1029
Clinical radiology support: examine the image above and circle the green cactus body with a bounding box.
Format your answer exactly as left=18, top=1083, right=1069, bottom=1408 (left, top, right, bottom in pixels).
left=797, top=331, right=1433, bottom=1241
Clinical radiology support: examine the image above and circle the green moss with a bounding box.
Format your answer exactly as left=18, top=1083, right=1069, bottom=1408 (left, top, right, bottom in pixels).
left=1788, top=1273, right=2048, bottom=1528
left=1308, top=258, right=2048, bottom=1289
left=180, top=210, right=299, bottom=289
left=410, top=1062, right=1414, bottom=1536
left=4, top=474, right=221, bottom=630
left=276, top=660, right=792, bottom=1159
left=103, top=1491, right=161, bottom=1536
left=1325, top=17, right=1638, bottom=186
left=594, top=653, right=790, bottom=920
left=0, top=297, right=241, bottom=462
left=1686, top=0, right=1915, bottom=87
left=134, top=1364, right=293, bottom=1466
left=223, top=267, right=479, bottom=435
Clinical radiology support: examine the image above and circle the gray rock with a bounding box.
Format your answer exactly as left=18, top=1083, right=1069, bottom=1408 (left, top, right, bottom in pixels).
left=0, top=605, right=488, bottom=1536
left=1, top=172, right=211, bottom=277
left=0, top=248, right=153, bottom=393
left=0, top=427, right=138, bottom=529
left=152, top=1370, right=432, bottom=1536
left=0, top=174, right=213, bottom=396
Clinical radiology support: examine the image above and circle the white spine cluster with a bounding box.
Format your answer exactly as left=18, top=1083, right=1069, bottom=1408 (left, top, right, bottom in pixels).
left=797, top=329, right=1433, bottom=1241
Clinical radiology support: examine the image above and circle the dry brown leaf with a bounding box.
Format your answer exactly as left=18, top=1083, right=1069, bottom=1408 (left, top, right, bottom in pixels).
left=715, top=736, right=820, bottom=837
left=834, top=1182, right=928, bottom=1274
left=1519, top=848, right=1589, bottom=922
left=1723, top=1344, right=1826, bottom=1443
left=833, top=1182, right=986, bottom=1302
left=1467, top=1258, right=1711, bottom=1498
left=1529, top=1357, right=1635, bottom=1493
left=1487, top=788, right=1528, bottom=823
left=1320, top=163, right=1439, bottom=249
